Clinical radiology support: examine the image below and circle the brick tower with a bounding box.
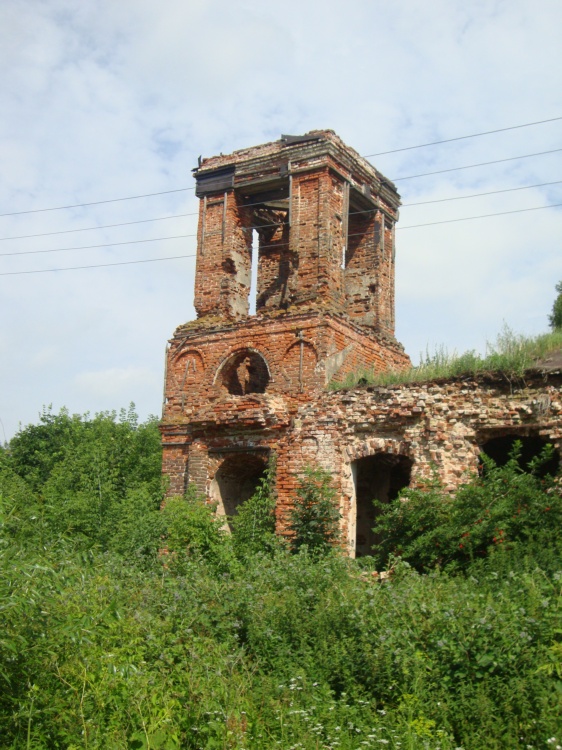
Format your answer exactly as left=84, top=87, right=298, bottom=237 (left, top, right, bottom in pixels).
left=160, top=130, right=410, bottom=525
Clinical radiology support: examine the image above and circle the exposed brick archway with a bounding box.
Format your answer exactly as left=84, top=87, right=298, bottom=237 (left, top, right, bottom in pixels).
left=480, top=432, right=560, bottom=477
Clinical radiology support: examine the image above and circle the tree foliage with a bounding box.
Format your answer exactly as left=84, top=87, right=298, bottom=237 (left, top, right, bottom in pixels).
left=3, top=405, right=163, bottom=558
left=161, top=485, right=235, bottom=574
left=549, top=279, right=562, bottom=329
left=230, top=459, right=279, bottom=560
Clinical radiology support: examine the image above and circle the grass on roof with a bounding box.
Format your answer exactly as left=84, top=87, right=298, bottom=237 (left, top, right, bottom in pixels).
left=330, top=326, right=562, bottom=391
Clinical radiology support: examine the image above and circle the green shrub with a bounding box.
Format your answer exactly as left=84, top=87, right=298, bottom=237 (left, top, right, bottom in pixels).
left=373, top=443, right=562, bottom=573
left=161, top=485, right=234, bottom=573
left=4, top=407, right=163, bottom=558
left=230, top=460, right=280, bottom=560
left=288, top=465, right=341, bottom=555
left=3, top=408, right=562, bottom=749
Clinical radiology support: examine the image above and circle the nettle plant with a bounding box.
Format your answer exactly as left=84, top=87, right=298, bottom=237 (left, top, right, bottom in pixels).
left=288, top=465, right=342, bottom=556
left=230, top=459, right=279, bottom=559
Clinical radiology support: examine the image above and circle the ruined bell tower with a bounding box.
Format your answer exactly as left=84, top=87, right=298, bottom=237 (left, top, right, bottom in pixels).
left=160, top=131, right=410, bottom=523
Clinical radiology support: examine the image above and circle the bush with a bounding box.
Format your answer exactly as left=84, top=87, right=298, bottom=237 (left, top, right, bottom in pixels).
left=230, top=460, right=280, bottom=560
left=3, top=408, right=562, bottom=749
left=4, top=407, right=163, bottom=556
left=161, top=485, right=234, bottom=573
left=373, top=442, right=562, bottom=573
left=288, top=465, right=341, bottom=555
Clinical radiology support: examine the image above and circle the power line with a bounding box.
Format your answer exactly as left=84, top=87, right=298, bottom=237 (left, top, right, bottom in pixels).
left=0, top=178, right=559, bottom=246
left=237, top=201, right=562, bottom=241
left=401, top=180, right=562, bottom=207
left=0, top=213, right=196, bottom=242
left=397, top=202, right=562, bottom=230
left=0, top=234, right=196, bottom=258
left=2, top=201, right=561, bottom=277
left=0, top=178, right=559, bottom=248
left=0, top=254, right=196, bottom=276
left=0, top=187, right=194, bottom=218
left=392, top=148, right=562, bottom=181
left=3, top=198, right=562, bottom=261
left=362, top=115, right=562, bottom=157
left=2, top=116, right=561, bottom=219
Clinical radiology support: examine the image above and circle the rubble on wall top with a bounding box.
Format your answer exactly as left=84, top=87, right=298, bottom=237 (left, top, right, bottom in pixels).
left=193, top=129, right=398, bottom=198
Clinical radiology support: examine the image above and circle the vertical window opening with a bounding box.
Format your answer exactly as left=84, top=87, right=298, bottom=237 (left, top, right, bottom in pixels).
left=249, top=229, right=259, bottom=315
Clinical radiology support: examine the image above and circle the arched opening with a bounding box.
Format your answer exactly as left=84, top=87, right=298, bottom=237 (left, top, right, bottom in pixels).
left=480, top=434, right=559, bottom=478
left=210, top=453, right=267, bottom=531
left=217, top=349, right=270, bottom=395
left=352, top=453, right=413, bottom=557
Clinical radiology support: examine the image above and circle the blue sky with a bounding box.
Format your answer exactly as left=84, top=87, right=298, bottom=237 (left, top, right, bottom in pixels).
left=1, top=0, right=561, bottom=440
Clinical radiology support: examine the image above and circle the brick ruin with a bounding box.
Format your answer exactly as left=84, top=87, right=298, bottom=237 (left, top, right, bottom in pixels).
left=160, top=130, right=562, bottom=556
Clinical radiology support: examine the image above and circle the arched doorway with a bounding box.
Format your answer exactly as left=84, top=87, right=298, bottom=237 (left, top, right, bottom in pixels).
left=210, top=453, right=268, bottom=531
left=352, top=453, right=413, bottom=557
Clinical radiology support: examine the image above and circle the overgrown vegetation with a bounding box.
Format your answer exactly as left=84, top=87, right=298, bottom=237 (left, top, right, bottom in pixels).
left=373, top=442, right=562, bottom=573
left=331, top=325, right=562, bottom=390
left=288, top=465, right=341, bottom=555
left=1, top=407, right=561, bottom=748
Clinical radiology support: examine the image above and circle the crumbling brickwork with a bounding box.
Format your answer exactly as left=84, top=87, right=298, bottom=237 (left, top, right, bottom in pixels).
left=281, top=373, right=562, bottom=554
left=191, top=131, right=401, bottom=326
left=161, top=131, right=562, bottom=557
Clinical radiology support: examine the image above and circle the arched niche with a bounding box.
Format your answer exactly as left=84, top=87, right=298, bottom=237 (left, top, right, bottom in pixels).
left=215, top=348, right=270, bottom=395
left=210, top=453, right=268, bottom=531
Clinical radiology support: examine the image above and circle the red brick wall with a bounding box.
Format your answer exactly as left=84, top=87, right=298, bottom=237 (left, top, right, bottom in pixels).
left=194, top=191, right=253, bottom=320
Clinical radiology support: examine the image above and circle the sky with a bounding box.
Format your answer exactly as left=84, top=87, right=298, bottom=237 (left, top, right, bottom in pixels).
left=1, top=0, right=561, bottom=440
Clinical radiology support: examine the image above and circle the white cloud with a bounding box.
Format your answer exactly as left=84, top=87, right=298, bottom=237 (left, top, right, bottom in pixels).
left=0, top=0, right=561, bottom=436
left=75, top=366, right=159, bottom=398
